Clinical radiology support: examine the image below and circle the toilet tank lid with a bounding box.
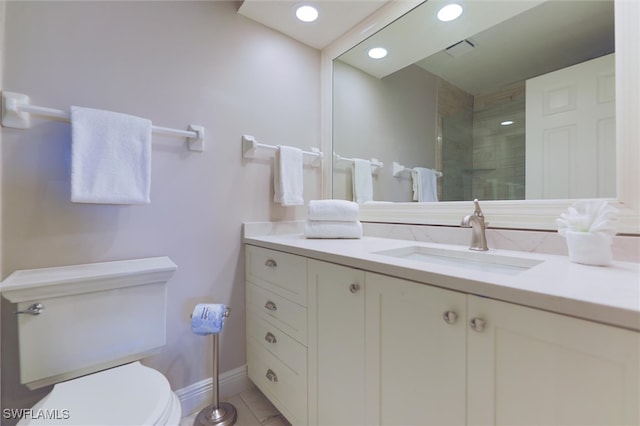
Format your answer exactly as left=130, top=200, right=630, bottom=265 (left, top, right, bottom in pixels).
left=0, top=257, right=177, bottom=303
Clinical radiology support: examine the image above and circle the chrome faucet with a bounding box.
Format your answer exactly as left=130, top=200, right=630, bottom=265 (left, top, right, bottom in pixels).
left=461, top=199, right=489, bottom=251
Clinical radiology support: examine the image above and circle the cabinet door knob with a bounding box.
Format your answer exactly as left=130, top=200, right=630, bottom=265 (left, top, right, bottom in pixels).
left=264, top=332, right=277, bottom=344
left=265, top=259, right=278, bottom=268
left=349, top=283, right=361, bottom=294
left=469, top=317, right=486, bottom=332
left=442, top=310, right=458, bottom=324
left=264, top=300, right=277, bottom=311
left=266, top=369, right=278, bottom=383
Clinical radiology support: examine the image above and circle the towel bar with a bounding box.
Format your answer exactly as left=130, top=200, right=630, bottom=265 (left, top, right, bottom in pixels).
left=333, top=152, right=384, bottom=172
left=241, top=134, right=322, bottom=166
left=392, top=161, right=443, bottom=177
left=1, top=92, right=205, bottom=152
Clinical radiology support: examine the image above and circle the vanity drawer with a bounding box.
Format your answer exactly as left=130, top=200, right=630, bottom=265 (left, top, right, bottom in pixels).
left=246, top=281, right=307, bottom=345
left=247, top=312, right=306, bottom=375
left=247, top=340, right=307, bottom=425
left=246, top=245, right=307, bottom=306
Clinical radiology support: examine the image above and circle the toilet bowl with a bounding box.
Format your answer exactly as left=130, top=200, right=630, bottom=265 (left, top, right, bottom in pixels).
left=18, top=362, right=181, bottom=425
left=0, top=257, right=181, bottom=426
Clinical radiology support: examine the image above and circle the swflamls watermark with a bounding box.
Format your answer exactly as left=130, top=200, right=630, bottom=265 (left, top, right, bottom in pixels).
left=3, top=408, right=71, bottom=420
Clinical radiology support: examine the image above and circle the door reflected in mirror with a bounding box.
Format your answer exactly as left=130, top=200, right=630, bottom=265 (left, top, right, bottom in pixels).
left=332, top=0, right=615, bottom=203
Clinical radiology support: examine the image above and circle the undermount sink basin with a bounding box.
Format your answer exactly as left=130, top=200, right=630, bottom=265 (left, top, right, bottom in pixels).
left=372, top=245, right=543, bottom=275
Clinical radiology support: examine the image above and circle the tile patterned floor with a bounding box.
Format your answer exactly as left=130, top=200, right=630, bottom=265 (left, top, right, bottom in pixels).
left=180, top=386, right=291, bottom=426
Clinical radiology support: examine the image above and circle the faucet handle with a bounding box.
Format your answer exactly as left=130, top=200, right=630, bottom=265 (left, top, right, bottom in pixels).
left=473, top=199, right=488, bottom=229
left=473, top=199, right=484, bottom=217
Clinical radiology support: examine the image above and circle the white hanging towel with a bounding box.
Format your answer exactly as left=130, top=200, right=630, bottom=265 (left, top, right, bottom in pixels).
left=70, top=106, right=152, bottom=204
left=274, top=145, right=304, bottom=206
left=352, top=158, right=373, bottom=204
left=411, top=167, right=438, bottom=202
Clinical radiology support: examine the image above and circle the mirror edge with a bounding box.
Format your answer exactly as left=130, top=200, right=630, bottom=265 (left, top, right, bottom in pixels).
left=321, top=0, right=639, bottom=234
left=320, top=1, right=423, bottom=202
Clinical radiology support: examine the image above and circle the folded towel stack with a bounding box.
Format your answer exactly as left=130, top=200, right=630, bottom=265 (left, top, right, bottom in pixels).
left=304, top=200, right=362, bottom=239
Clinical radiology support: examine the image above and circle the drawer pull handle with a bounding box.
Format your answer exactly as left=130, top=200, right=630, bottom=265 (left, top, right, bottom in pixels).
left=266, top=369, right=278, bottom=383
left=265, top=259, right=278, bottom=268
left=469, top=317, right=486, bottom=332
left=265, top=332, right=277, bottom=344
left=349, top=283, right=361, bottom=294
left=16, top=303, right=44, bottom=315
left=264, top=300, right=277, bottom=311
left=442, top=310, right=458, bottom=325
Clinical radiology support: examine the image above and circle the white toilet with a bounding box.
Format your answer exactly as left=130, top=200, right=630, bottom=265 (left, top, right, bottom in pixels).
left=0, top=257, right=182, bottom=425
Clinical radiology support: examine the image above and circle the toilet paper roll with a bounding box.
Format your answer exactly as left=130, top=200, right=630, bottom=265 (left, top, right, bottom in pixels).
left=191, top=303, right=227, bottom=335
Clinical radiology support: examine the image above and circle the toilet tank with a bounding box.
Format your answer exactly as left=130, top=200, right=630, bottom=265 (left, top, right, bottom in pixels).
left=0, top=257, right=177, bottom=390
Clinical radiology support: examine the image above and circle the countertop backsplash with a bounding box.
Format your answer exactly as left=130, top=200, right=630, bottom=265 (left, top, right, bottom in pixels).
left=243, top=221, right=639, bottom=263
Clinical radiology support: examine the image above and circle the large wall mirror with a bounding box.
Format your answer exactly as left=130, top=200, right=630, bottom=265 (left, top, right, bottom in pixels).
left=321, top=0, right=639, bottom=233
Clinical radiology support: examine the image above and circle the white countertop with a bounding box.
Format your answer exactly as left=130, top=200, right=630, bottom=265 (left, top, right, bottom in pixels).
left=244, top=233, right=640, bottom=331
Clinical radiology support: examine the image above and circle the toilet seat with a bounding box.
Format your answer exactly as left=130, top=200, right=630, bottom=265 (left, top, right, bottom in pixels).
left=19, top=362, right=181, bottom=425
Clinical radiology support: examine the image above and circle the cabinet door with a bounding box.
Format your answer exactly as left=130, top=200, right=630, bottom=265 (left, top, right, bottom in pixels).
left=468, top=295, right=640, bottom=425
left=308, top=260, right=365, bottom=426
left=365, top=273, right=467, bottom=426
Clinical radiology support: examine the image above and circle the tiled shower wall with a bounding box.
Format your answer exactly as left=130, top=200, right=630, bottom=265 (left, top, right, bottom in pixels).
left=472, top=81, right=526, bottom=200
left=437, top=79, right=473, bottom=201
left=438, top=80, right=526, bottom=201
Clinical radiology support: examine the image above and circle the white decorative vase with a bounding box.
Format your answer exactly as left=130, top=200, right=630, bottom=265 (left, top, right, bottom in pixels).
left=565, top=231, right=613, bottom=266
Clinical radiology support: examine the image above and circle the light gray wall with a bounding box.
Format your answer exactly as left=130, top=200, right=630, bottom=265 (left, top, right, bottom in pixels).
left=333, top=61, right=438, bottom=202
left=1, top=0, right=320, bottom=412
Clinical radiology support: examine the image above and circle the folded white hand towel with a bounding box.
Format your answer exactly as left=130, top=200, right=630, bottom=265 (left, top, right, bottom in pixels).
left=304, top=220, right=363, bottom=239
left=308, top=200, right=359, bottom=222
left=71, top=106, right=152, bottom=204
left=274, top=145, right=304, bottom=206
left=565, top=231, right=613, bottom=266
left=411, top=167, right=438, bottom=202
left=352, top=159, right=373, bottom=204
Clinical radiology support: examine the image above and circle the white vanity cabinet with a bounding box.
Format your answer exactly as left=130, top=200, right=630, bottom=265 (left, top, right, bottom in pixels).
left=307, top=260, right=365, bottom=426
left=245, top=245, right=308, bottom=425
left=366, top=273, right=640, bottom=425
left=467, top=295, right=640, bottom=425
left=245, top=243, right=639, bottom=426
left=365, top=273, right=467, bottom=426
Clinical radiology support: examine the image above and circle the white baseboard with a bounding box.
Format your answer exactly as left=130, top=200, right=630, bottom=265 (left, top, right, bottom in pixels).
left=175, top=364, right=252, bottom=417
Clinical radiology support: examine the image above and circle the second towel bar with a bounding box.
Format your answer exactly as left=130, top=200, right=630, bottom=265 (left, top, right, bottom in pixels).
left=241, top=135, right=322, bottom=166
left=334, top=153, right=384, bottom=171
left=392, top=161, right=443, bottom=177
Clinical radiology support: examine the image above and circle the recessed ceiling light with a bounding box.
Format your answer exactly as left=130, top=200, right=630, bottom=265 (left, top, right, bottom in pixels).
left=501, top=120, right=515, bottom=126
left=437, top=4, right=463, bottom=22
left=296, top=4, right=318, bottom=22
left=368, top=47, right=388, bottom=59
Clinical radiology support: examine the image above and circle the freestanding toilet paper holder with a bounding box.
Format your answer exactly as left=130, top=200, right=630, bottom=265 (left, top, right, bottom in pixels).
left=193, top=307, right=237, bottom=426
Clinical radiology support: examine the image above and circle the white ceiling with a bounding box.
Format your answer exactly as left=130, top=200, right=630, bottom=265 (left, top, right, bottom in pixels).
left=336, top=0, right=614, bottom=95
left=414, top=1, right=614, bottom=95
left=237, top=0, right=615, bottom=96
left=237, top=0, right=390, bottom=50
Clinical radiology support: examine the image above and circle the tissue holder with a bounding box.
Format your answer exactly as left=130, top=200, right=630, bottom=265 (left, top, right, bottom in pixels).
left=565, top=231, right=613, bottom=266
left=191, top=303, right=227, bottom=335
